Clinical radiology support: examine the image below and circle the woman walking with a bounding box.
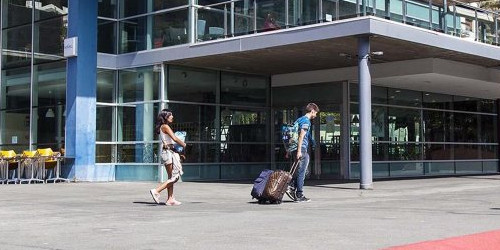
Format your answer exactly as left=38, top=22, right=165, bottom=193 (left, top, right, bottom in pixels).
left=150, top=109, right=186, bottom=206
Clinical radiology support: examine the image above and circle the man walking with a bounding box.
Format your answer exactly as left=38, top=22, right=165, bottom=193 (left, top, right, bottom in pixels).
left=286, top=103, right=319, bottom=202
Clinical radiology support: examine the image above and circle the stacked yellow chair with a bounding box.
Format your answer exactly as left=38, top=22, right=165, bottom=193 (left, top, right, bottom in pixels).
left=0, top=150, right=21, bottom=184
left=20, top=150, right=44, bottom=184
left=37, top=148, right=68, bottom=183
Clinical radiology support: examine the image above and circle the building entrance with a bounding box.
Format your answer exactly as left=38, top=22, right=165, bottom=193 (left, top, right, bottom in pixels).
left=272, top=82, right=345, bottom=179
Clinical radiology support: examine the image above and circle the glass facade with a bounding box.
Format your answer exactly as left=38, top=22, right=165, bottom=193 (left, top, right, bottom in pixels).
left=350, top=85, right=498, bottom=178
left=95, top=65, right=270, bottom=181
left=95, top=0, right=499, bottom=55
left=0, top=1, right=498, bottom=182
left=1, top=0, right=67, bottom=153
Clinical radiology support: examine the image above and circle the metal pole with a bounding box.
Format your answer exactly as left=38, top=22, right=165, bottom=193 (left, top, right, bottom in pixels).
left=231, top=1, right=235, bottom=36
left=475, top=9, right=478, bottom=41
left=373, top=0, right=377, bottom=16
left=358, top=36, right=373, bottom=190
left=429, top=0, right=433, bottom=30
left=189, top=0, right=196, bottom=43
left=495, top=13, right=498, bottom=45
left=443, top=0, right=447, bottom=33
left=224, top=4, right=228, bottom=37
left=319, top=0, right=323, bottom=22
left=402, top=0, right=406, bottom=24
left=285, top=0, right=289, bottom=27
left=453, top=4, right=457, bottom=36
left=253, top=0, right=257, bottom=33
left=356, top=0, right=360, bottom=17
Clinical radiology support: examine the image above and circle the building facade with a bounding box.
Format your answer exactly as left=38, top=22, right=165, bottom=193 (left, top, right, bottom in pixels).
left=0, top=0, right=499, bottom=183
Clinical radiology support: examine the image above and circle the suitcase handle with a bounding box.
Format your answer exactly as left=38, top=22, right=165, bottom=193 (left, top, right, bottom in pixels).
left=289, top=158, right=300, bottom=176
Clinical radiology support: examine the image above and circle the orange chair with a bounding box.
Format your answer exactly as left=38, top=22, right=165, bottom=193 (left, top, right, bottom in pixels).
left=37, top=148, right=68, bottom=183
left=0, top=150, right=21, bottom=184
left=20, top=150, right=44, bottom=184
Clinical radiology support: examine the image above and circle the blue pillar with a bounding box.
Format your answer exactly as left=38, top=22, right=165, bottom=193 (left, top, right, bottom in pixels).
left=66, top=0, right=97, bottom=181
left=358, top=36, right=373, bottom=189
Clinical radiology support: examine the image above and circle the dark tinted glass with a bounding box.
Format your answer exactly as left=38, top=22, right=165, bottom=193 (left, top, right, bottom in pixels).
left=388, top=88, right=421, bottom=107
left=34, top=17, right=66, bottom=64
left=454, top=96, right=479, bottom=112
left=453, top=113, right=478, bottom=142
left=423, top=92, right=452, bottom=110
left=423, top=110, right=453, bottom=142
left=221, top=72, right=268, bottom=106
left=98, top=19, right=117, bottom=54
left=167, top=66, right=217, bottom=103
left=35, top=0, right=68, bottom=21
left=167, top=103, right=217, bottom=142
left=2, top=0, right=32, bottom=28
left=99, top=0, right=117, bottom=18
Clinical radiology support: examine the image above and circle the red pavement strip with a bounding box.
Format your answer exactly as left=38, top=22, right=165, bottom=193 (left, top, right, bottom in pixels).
left=384, top=229, right=500, bottom=250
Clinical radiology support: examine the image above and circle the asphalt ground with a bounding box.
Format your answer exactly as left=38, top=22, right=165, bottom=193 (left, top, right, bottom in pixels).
left=1, top=175, right=500, bottom=249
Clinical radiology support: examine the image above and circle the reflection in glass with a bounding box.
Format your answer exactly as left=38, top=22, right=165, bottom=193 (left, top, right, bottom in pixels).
left=97, top=69, right=115, bottom=103
left=117, top=143, right=159, bottom=163
left=220, top=107, right=268, bottom=142
left=423, top=144, right=452, bottom=160
left=481, top=145, right=497, bottom=159
left=33, top=62, right=66, bottom=149
left=152, top=10, right=189, bottom=48
left=388, top=143, right=421, bottom=161
left=221, top=72, right=268, bottom=106
left=118, top=66, right=159, bottom=103
left=34, top=17, right=66, bottom=64
left=2, top=25, right=33, bottom=69
left=0, top=109, right=30, bottom=146
left=454, top=96, right=479, bottom=112
left=167, top=103, right=217, bottom=142
left=182, top=143, right=219, bottom=163
left=98, top=19, right=117, bottom=54
left=117, top=104, right=160, bottom=142
left=388, top=107, right=421, bottom=142
left=453, top=113, right=478, bottom=142
left=34, top=0, right=68, bottom=21
left=96, top=106, right=113, bottom=141
left=2, top=0, right=32, bottom=28
left=454, top=144, right=479, bottom=160
left=1, top=66, right=31, bottom=109
left=96, top=144, right=113, bottom=163
left=119, top=0, right=188, bottom=18
left=388, top=88, right=421, bottom=107
left=423, top=110, right=452, bottom=142
left=167, top=66, right=217, bottom=103
left=98, top=0, right=117, bottom=18
left=480, top=115, right=497, bottom=143
left=423, top=92, right=452, bottom=110
left=120, top=10, right=189, bottom=53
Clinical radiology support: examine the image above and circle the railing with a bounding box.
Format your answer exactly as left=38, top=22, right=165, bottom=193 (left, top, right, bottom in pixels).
left=192, top=0, right=499, bottom=46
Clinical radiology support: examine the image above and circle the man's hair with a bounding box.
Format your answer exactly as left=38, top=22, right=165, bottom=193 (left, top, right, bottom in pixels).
left=305, top=103, right=319, bottom=113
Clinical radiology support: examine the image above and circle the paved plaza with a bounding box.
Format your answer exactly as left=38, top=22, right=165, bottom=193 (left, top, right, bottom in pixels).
left=1, top=175, right=500, bottom=249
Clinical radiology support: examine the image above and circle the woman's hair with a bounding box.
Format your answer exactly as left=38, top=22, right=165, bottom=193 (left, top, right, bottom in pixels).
left=155, top=109, right=173, bottom=134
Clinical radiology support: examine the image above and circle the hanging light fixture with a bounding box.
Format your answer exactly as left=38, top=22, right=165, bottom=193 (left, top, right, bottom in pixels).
left=46, top=108, right=55, bottom=118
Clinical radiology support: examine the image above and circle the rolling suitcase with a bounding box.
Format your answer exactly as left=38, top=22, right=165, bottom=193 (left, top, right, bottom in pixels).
left=263, top=159, right=300, bottom=204
left=251, top=169, right=274, bottom=203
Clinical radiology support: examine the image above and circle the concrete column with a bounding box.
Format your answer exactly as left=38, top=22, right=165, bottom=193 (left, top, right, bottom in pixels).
left=66, top=0, right=97, bottom=181
left=358, top=36, right=373, bottom=189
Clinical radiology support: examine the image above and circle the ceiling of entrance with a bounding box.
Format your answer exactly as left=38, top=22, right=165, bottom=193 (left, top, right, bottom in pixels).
left=169, top=36, right=500, bottom=76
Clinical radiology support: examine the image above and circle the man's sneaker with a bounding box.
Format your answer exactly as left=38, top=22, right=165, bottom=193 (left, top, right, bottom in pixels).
left=150, top=189, right=160, bottom=204
left=285, top=186, right=297, bottom=201
left=296, top=195, right=311, bottom=202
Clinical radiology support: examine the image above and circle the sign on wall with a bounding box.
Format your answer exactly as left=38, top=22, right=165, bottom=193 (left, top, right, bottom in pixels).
left=64, top=37, right=78, bottom=58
